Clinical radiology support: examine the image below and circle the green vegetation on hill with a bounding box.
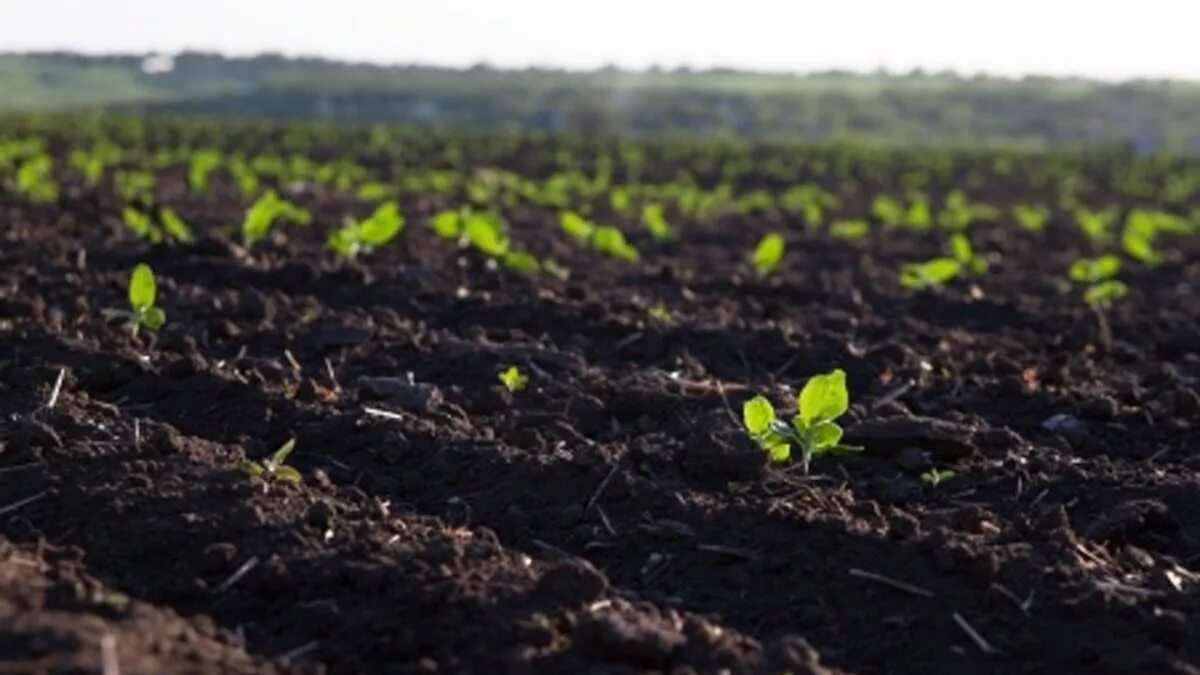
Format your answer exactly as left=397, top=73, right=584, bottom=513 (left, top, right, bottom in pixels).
left=3, top=51, right=1200, bottom=152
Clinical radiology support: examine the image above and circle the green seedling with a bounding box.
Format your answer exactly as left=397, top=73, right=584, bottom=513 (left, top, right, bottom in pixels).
left=242, top=190, right=311, bottom=246
left=126, top=264, right=166, bottom=336
left=498, top=366, right=529, bottom=393
left=560, top=210, right=594, bottom=243
left=14, top=155, right=59, bottom=203
left=592, top=226, right=640, bottom=263
left=560, top=211, right=640, bottom=262
left=1068, top=254, right=1121, bottom=284
left=899, top=258, right=961, bottom=290
left=921, top=468, right=956, bottom=487
left=751, top=232, right=785, bottom=277
left=1121, top=222, right=1161, bottom=267
left=159, top=208, right=194, bottom=243
left=647, top=304, right=673, bottom=324
left=240, top=438, right=302, bottom=487
left=1068, top=254, right=1127, bottom=307
left=123, top=207, right=162, bottom=243
left=742, top=368, right=861, bottom=472
left=1074, top=207, right=1118, bottom=246
left=328, top=201, right=405, bottom=258
left=641, top=203, right=675, bottom=241
left=115, top=169, right=156, bottom=205
left=829, top=219, right=869, bottom=241
left=1013, top=204, right=1050, bottom=232
left=1083, top=279, right=1129, bottom=308
left=188, top=150, right=221, bottom=194
left=947, top=234, right=988, bottom=275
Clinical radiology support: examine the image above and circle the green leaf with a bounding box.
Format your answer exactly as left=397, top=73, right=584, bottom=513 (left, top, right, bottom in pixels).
left=239, top=461, right=265, bottom=478
left=743, top=396, right=776, bottom=436
left=561, top=211, right=595, bottom=242
left=431, top=210, right=462, bottom=239
left=1084, top=279, right=1129, bottom=308
left=358, top=202, right=405, bottom=246
left=807, top=421, right=844, bottom=451
left=766, top=443, right=791, bottom=463
left=159, top=208, right=194, bottom=243
left=273, top=466, right=303, bottom=485
left=129, top=264, right=157, bottom=309
left=498, top=366, right=529, bottom=393
left=798, top=369, right=849, bottom=426
left=948, top=234, right=973, bottom=263
left=270, top=438, right=297, bottom=468
left=751, top=233, right=785, bottom=276
left=502, top=251, right=541, bottom=274
left=139, top=306, right=166, bottom=331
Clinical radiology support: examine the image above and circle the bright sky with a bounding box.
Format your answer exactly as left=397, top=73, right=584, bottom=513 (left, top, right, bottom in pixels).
left=2, top=0, right=1198, bottom=81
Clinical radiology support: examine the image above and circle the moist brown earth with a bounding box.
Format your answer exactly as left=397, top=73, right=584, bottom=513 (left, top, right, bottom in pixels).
left=2, top=143, right=1199, bottom=674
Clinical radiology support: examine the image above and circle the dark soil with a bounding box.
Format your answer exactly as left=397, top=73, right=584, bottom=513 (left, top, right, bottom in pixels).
left=2, top=135, right=1200, bottom=674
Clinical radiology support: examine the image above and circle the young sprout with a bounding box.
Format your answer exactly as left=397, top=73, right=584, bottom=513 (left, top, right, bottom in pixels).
left=498, top=366, right=529, bottom=393
left=742, top=368, right=861, bottom=473
left=1012, top=204, right=1050, bottom=232
left=123, top=207, right=162, bottom=243
left=127, top=263, right=166, bottom=336
left=560, top=211, right=595, bottom=243
left=829, top=219, right=869, bottom=241
left=947, top=234, right=988, bottom=275
left=1068, top=254, right=1122, bottom=284
left=920, top=468, right=956, bottom=487
left=591, top=226, right=640, bottom=263
left=240, top=438, right=302, bottom=488
left=641, top=203, right=674, bottom=241
left=899, top=258, right=961, bottom=290
left=1083, top=280, right=1129, bottom=309
left=327, top=201, right=405, bottom=258
left=647, top=304, right=673, bottom=325
left=242, top=190, right=311, bottom=246
left=159, top=208, right=194, bottom=244
left=751, top=232, right=785, bottom=277
left=1068, top=254, right=1127, bottom=308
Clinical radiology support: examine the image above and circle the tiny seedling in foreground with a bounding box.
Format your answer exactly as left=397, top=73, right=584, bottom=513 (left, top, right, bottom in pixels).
left=126, top=264, right=166, bottom=336
left=328, top=201, right=405, bottom=258
left=498, top=366, right=529, bottom=393
left=921, top=468, right=956, bottom=487
left=899, top=258, right=961, bottom=290
left=240, top=439, right=302, bottom=487
left=743, top=368, right=861, bottom=472
left=751, top=233, right=785, bottom=276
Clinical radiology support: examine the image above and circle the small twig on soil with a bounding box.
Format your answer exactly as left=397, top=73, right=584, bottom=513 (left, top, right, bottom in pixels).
left=363, top=406, right=405, bottom=422
left=283, top=349, right=302, bottom=375
left=772, top=352, right=800, bottom=377
left=133, top=419, right=141, bottom=452
left=279, top=640, right=321, bottom=665
left=324, top=358, right=341, bottom=392
left=714, top=381, right=741, bottom=428
left=871, top=380, right=914, bottom=410
left=214, top=556, right=260, bottom=594
left=530, top=539, right=571, bottom=558
left=586, top=463, right=620, bottom=512
left=849, top=568, right=935, bottom=598
left=595, top=505, right=617, bottom=537
left=953, top=612, right=999, bottom=655
left=0, top=491, right=47, bottom=518
left=697, top=544, right=760, bottom=561
left=101, top=634, right=121, bottom=675
left=46, top=367, right=66, bottom=409
left=1028, top=488, right=1049, bottom=510
left=0, top=461, right=42, bottom=475
left=989, top=583, right=1034, bottom=616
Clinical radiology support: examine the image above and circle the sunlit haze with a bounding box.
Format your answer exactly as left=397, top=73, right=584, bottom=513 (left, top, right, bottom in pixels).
left=3, top=0, right=1198, bottom=81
